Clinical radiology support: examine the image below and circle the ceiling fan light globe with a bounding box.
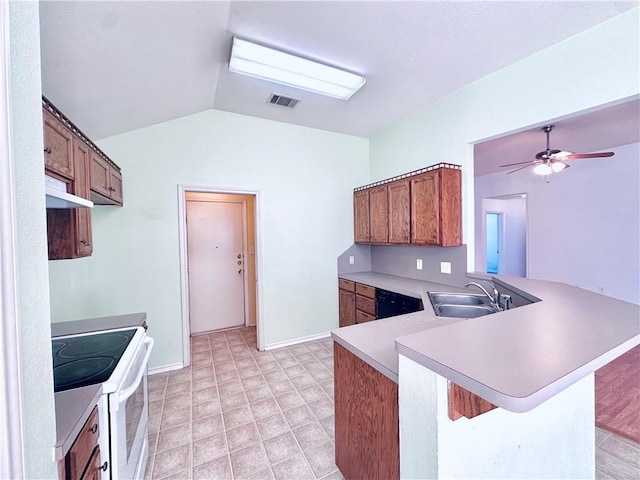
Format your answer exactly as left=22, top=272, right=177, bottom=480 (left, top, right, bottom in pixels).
left=533, top=163, right=552, bottom=175
left=551, top=160, right=568, bottom=173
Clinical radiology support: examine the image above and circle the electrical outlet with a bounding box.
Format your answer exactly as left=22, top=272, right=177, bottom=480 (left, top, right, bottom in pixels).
left=440, top=262, right=451, bottom=274
left=416, top=259, right=423, bottom=270
left=349, top=255, right=355, bottom=265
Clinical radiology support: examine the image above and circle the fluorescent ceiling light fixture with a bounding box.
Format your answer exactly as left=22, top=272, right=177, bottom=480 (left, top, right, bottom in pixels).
left=229, top=37, right=366, bottom=100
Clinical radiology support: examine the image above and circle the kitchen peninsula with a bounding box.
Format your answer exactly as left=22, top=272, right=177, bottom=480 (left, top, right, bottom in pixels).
left=332, top=272, right=640, bottom=479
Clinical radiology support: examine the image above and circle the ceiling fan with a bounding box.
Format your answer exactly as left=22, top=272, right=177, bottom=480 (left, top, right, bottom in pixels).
left=500, top=125, right=615, bottom=176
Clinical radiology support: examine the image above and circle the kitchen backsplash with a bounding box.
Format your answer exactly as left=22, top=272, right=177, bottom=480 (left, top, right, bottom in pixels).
left=338, top=244, right=468, bottom=287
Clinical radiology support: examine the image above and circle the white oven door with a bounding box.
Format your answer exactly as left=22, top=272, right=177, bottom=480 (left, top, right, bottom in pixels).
left=109, top=336, right=154, bottom=480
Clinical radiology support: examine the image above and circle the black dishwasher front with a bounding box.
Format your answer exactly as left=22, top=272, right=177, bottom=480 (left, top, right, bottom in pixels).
left=376, top=289, right=423, bottom=319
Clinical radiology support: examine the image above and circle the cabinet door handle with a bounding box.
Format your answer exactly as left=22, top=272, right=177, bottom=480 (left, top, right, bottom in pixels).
left=100, top=461, right=108, bottom=472
left=80, top=240, right=87, bottom=245
left=44, top=147, right=52, bottom=154
left=89, top=423, right=98, bottom=434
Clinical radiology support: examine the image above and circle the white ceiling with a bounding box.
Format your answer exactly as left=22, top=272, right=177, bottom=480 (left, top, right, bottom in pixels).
left=39, top=1, right=638, bottom=142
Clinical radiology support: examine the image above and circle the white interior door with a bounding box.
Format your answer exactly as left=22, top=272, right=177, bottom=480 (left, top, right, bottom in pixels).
left=187, top=200, right=245, bottom=334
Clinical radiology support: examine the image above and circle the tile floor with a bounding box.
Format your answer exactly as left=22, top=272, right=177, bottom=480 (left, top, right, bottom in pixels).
left=146, top=326, right=639, bottom=480
left=145, top=327, right=342, bottom=480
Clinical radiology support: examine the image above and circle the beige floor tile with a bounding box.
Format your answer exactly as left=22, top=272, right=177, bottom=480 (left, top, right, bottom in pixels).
left=214, top=360, right=236, bottom=374
left=164, top=392, right=192, bottom=412
left=293, top=422, right=331, bottom=451
left=192, top=386, right=218, bottom=405
left=227, top=422, right=261, bottom=452
left=221, top=391, right=249, bottom=412
left=168, top=369, right=192, bottom=385
left=229, top=443, right=270, bottom=478
left=308, top=398, right=334, bottom=421
left=241, top=373, right=268, bottom=390
left=219, top=380, right=244, bottom=396
left=192, top=366, right=215, bottom=380
left=318, top=415, right=335, bottom=439
left=192, top=413, right=225, bottom=441
left=283, top=405, right=316, bottom=430
left=217, top=369, right=241, bottom=384
left=166, top=381, right=192, bottom=397
left=223, top=405, right=255, bottom=430
left=257, top=361, right=280, bottom=373
left=290, top=373, right=317, bottom=390
left=193, top=398, right=222, bottom=420
left=157, top=423, right=191, bottom=454
left=246, top=385, right=275, bottom=404
left=268, top=379, right=295, bottom=396
left=263, top=431, right=302, bottom=465
left=595, top=467, right=617, bottom=479
left=235, top=467, right=274, bottom=480
left=298, top=385, right=327, bottom=404
left=250, top=398, right=281, bottom=420
left=271, top=453, right=314, bottom=480
left=152, top=443, right=191, bottom=479
left=596, top=427, right=610, bottom=447
left=192, top=432, right=228, bottom=467
left=256, top=413, right=290, bottom=440
left=238, top=365, right=262, bottom=379
left=320, top=469, right=345, bottom=480
left=263, top=370, right=288, bottom=385
left=304, top=441, right=338, bottom=479
left=161, top=406, right=192, bottom=431
left=275, top=391, right=305, bottom=411
left=192, top=454, right=232, bottom=480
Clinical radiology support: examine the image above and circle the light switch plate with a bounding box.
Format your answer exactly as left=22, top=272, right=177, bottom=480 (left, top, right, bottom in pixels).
left=416, top=259, right=423, bottom=270
left=349, top=255, right=355, bottom=265
left=441, top=262, right=451, bottom=274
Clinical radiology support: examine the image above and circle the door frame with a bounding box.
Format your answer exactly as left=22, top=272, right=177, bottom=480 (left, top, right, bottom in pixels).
left=0, top=3, right=26, bottom=476
left=178, top=185, right=264, bottom=367
left=484, top=211, right=504, bottom=274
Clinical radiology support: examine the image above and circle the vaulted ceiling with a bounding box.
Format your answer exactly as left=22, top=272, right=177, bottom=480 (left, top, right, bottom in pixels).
left=39, top=1, right=637, bottom=146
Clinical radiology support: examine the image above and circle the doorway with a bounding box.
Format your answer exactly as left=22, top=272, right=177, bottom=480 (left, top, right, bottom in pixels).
left=485, top=212, right=503, bottom=274
left=481, top=195, right=527, bottom=277
left=179, top=188, right=260, bottom=366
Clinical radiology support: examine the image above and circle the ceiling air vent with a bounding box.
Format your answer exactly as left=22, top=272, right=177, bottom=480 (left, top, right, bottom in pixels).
left=268, top=94, right=300, bottom=109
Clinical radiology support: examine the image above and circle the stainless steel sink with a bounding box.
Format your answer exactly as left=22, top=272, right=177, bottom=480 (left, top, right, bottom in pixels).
left=433, top=304, right=499, bottom=318
left=428, top=292, right=490, bottom=306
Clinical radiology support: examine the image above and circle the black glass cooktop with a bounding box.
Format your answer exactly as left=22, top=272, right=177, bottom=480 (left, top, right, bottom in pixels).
left=52, top=329, right=137, bottom=393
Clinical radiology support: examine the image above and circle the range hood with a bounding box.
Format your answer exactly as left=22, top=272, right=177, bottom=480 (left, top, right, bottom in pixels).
left=45, top=175, right=93, bottom=209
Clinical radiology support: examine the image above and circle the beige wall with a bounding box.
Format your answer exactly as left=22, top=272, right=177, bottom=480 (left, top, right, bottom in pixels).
left=184, top=191, right=257, bottom=325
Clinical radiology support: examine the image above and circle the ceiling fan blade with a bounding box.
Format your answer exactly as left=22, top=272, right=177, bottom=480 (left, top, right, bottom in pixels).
left=506, top=164, right=534, bottom=175
left=500, top=160, right=533, bottom=168
left=562, top=152, right=615, bottom=160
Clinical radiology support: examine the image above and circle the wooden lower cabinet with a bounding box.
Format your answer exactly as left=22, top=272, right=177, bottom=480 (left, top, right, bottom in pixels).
left=339, top=288, right=356, bottom=327
left=334, top=342, right=399, bottom=480
left=64, top=405, right=101, bottom=480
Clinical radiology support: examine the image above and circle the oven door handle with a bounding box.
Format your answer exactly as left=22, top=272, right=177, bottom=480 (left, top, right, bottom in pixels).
left=110, top=337, right=154, bottom=412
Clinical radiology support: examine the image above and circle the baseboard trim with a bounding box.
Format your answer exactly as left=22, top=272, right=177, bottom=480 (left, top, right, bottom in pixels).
left=149, top=363, right=184, bottom=376
left=264, top=331, right=331, bottom=351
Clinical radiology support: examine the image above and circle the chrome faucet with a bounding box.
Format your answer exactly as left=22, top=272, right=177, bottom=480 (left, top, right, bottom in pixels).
left=465, top=281, right=500, bottom=306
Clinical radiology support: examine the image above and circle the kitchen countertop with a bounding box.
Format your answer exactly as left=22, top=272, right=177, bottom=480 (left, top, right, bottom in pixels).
left=54, top=385, right=102, bottom=461
left=333, top=273, right=471, bottom=382
left=53, top=312, right=147, bottom=460
left=332, top=272, right=640, bottom=412
left=51, top=312, right=147, bottom=337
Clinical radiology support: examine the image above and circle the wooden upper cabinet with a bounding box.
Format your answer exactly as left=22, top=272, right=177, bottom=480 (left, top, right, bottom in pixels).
left=73, top=138, right=93, bottom=257
left=43, top=109, right=74, bottom=179
left=369, top=185, right=389, bottom=243
left=439, top=167, right=462, bottom=246
left=90, top=152, right=123, bottom=206
left=411, top=167, right=462, bottom=246
left=388, top=179, right=410, bottom=244
left=353, top=164, right=461, bottom=246
left=410, top=171, right=440, bottom=245
left=354, top=189, right=370, bottom=243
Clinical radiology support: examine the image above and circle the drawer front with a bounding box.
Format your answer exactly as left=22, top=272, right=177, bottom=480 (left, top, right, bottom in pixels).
left=356, top=295, right=376, bottom=316
left=338, top=278, right=355, bottom=292
left=356, top=310, right=376, bottom=324
left=355, top=283, right=375, bottom=299
left=68, top=405, right=100, bottom=480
